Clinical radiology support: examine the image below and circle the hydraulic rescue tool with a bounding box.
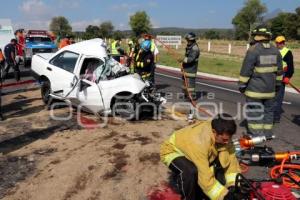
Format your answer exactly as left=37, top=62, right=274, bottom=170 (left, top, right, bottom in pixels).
left=233, top=135, right=275, bottom=155
left=238, top=146, right=299, bottom=166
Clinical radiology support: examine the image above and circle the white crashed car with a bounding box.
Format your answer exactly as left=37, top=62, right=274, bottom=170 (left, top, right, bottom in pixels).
left=31, top=38, right=165, bottom=118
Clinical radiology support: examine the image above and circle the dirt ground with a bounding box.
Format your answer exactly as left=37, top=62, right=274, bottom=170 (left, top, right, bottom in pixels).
left=0, top=88, right=188, bottom=200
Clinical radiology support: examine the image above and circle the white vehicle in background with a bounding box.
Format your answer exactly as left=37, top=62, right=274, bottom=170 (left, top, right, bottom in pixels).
left=31, top=38, right=164, bottom=119
left=0, top=19, right=15, bottom=51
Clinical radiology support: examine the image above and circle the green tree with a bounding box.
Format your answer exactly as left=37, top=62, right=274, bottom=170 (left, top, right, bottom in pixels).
left=285, top=13, right=300, bottom=40
left=83, top=25, right=101, bottom=39
left=270, top=7, right=300, bottom=40
left=99, top=21, right=114, bottom=39
left=129, top=11, right=152, bottom=37
left=270, top=13, right=289, bottom=38
left=112, top=30, right=125, bottom=40
left=204, top=30, right=220, bottom=39
left=49, top=16, right=72, bottom=37
left=296, top=7, right=300, bottom=16
left=232, top=0, right=267, bottom=40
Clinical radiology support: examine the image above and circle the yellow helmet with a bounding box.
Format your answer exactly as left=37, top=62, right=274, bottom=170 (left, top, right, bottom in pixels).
left=275, top=36, right=286, bottom=43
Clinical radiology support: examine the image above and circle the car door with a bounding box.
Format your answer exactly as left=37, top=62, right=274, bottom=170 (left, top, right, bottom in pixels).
left=47, top=50, right=81, bottom=97
left=65, top=56, right=105, bottom=114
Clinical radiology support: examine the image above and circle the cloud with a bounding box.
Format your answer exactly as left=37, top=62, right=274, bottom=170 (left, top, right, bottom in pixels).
left=71, top=19, right=102, bottom=31
left=19, top=0, right=53, bottom=19
left=148, top=1, right=158, bottom=7
left=110, top=3, right=139, bottom=11
left=116, top=22, right=130, bottom=30
left=57, top=0, right=80, bottom=9
left=14, top=20, right=51, bottom=30
left=150, top=18, right=160, bottom=29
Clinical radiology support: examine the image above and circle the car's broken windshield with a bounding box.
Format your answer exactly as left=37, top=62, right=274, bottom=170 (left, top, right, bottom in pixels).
left=81, top=56, right=129, bottom=83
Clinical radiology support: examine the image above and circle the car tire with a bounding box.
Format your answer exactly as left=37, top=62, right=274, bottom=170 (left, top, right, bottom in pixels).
left=41, top=80, right=52, bottom=105
left=112, top=96, right=137, bottom=120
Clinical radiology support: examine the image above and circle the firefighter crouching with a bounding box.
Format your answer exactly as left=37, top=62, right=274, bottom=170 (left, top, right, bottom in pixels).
left=238, top=25, right=283, bottom=137
left=160, top=114, right=241, bottom=200
left=135, top=40, right=154, bottom=84
left=178, top=32, right=200, bottom=100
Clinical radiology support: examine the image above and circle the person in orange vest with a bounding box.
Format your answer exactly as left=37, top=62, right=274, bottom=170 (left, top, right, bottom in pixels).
left=59, top=35, right=71, bottom=49
left=0, top=48, right=5, bottom=121
left=274, top=36, right=294, bottom=123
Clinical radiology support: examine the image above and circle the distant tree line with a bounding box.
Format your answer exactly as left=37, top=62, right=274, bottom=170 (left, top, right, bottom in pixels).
left=48, top=1, right=300, bottom=42
left=48, top=11, right=152, bottom=40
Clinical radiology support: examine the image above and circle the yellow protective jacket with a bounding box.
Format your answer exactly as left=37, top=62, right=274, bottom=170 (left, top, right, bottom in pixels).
left=160, top=121, right=240, bottom=200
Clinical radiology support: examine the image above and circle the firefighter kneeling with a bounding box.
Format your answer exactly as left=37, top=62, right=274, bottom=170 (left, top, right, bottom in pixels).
left=160, top=114, right=241, bottom=200
left=135, top=40, right=154, bottom=86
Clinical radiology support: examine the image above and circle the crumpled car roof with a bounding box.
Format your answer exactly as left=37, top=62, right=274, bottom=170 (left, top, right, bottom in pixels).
left=61, top=38, right=107, bottom=58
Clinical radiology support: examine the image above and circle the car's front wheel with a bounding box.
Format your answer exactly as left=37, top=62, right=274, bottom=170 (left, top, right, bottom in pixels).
left=112, top=95, right=137, bottom=120
left=41, top=80, right=51, bottom=105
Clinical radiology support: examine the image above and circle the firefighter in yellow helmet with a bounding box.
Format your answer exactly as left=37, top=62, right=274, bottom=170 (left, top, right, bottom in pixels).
left=238, top=25, right=283, bottom=137
left=274, top=36, right=294, bottom=123
left=160, top=113, right=241, bottom=200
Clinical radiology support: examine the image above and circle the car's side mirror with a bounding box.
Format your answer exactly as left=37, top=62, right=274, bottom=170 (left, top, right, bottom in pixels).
left=79, top=80, right=91, bottom=92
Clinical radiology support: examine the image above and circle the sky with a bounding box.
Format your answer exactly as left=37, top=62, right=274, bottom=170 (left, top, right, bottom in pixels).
left=1, top=0, right=299, bottom=31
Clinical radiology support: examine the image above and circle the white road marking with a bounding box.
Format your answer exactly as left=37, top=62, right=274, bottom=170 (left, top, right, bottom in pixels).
left=283, top=101, right=291, bottom=105
left=157, top=72, right=293, bottom=105
left=157, top=72, right=239, bottom=93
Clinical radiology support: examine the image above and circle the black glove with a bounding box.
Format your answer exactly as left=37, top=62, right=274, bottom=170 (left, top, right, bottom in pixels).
left=224, top=187, right=236, bottom=200
left=238, top=86, right=246, bottom=94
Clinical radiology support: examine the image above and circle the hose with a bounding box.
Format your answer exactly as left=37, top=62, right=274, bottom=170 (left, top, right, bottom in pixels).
left=289, top=82, right=300, bottom=94
left=239, top=162, right=249, bottom=173
left=270, top=151, right=300, bottom=189
left=153, top=37, right=213, bottom=117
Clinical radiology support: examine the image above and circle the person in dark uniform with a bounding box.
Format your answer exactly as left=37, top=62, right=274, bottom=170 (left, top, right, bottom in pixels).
left=3, top=39, right=20, bottom=82
left=238, top=25, right=283, bottom=137
left=178, top=32, right=200, bottom=100
left=0, top=48, right=5, bottom=121
left=135, top=40, right=154, bottom=83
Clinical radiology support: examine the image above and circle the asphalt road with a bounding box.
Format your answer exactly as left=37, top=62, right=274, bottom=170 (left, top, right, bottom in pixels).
left=155, top=67, right=300, bottom=151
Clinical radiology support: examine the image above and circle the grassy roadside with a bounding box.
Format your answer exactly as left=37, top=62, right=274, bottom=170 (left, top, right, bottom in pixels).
left=158, top=48, right=300, bottom=89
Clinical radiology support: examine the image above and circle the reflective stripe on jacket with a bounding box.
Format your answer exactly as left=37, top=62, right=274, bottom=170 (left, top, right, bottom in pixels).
left=160, top=121, right=240, bottom=200
left=238, top=42, right=283, bottom=99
